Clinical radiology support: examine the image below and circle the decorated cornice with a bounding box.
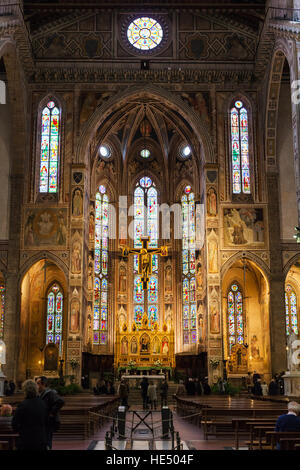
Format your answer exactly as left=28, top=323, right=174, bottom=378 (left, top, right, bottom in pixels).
left=0, top=6, right=34, bottom=76
left=31, top=66, right=254, bottom=84
left=254, top=21, right=275, bottom=81
left=269, top=22, right=300, bottom=41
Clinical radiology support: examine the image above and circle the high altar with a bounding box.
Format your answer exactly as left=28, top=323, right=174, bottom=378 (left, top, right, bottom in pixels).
left=115, top=313, right=175, bottom=371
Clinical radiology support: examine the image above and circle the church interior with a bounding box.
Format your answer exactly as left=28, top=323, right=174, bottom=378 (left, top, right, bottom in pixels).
left=1, top=0, right=300, bottom=451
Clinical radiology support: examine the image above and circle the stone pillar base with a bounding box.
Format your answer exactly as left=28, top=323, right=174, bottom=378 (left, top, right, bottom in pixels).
left=0, top=370, right=7, bottom=397
left=283, top=371, right=300, bottom=397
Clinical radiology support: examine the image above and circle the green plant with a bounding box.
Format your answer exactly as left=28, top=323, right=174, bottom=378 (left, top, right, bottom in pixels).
left=211, top=381, right=241, bottom=396
left=54, top=383, right=83, bottom=396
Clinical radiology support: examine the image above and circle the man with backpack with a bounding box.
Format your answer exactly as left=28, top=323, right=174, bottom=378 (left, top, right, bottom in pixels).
left=36, top=376, right=65, bottom=450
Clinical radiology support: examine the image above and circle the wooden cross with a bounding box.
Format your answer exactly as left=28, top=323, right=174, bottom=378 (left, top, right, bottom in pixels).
left=122, top=236, right=168, bottom=290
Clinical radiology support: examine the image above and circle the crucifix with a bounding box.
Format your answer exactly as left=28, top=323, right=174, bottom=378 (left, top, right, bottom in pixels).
left=122, top=236, right=168, bottom=290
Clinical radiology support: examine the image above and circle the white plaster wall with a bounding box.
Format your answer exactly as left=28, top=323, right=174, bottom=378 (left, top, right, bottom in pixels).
left=278, top=83, right=298, bottom=241
left=0, top=102, right=11, bottom=240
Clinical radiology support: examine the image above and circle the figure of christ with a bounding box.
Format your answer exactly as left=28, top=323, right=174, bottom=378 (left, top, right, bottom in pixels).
left=122, top=236, right=168, bottom=290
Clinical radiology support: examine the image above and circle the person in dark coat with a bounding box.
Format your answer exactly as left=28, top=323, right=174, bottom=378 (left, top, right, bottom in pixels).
left=160, top=379, right=168, bottom=407
left=275, top=402, right=300, bottom=449
left=36, top=376, right=65, bottom=450
left=9, top=380, right=16, bottom=395
left=269, top=378, right=279, bottom=396
left=203, top=378, right=211, bottom=395
left=12, top=379, right=48, bottom=451
left=275, top=402, right=300, bottom=431
left=253, top=379, right=263, bottom=396
left=140, top=377, right=149, bottom=410
left=118, top=379, right=129, bottom=408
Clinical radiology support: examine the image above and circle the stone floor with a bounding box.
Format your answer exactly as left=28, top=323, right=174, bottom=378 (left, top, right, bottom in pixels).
left=52, top=406, right=245, bottom=451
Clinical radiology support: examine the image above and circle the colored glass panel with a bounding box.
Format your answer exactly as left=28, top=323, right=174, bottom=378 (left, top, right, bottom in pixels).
left=133, top=177, right=159, bottom=328
left=285, top=285, right=298, bottom=336
left=93, top=187, right=109, bottom=345
left=46, top=284, right=63, bottom=354
left=127, top=17, right=163, bottom=50
left=182, top=187, right=197, bottom=345
left=227, top=284, right=244, bottom=353
left=39, top=101, right=60, bottom=193
left=231, top=101, right=250, bottom=195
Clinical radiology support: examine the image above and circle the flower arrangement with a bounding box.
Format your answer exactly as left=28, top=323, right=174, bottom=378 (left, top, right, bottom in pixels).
left=69, top=358, right=80, bottom=370
left=128, top=359, right=136, bottom=368
left=209, top=359, right=220, bottom=369
left=0, top=404, right=12, bottom=417
left=154, top=359, right=163, bottom=367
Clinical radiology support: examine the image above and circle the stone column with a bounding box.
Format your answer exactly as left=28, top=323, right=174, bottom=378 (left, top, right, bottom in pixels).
left=3, top=176, right=24, bottom=380
left=267, top=173, right=287, bottom=374
left=205, top=165, right=223, bottom=384
left=66, top=165, right=86, bottom=382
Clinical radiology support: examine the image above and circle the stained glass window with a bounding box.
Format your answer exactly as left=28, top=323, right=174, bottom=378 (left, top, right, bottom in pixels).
left=93, top=186, right=109, bottom=345
left=133, top=177, right=159, bottom=328
left=0, top=284, right=5, bottom=339
left=127, top=17, right=163, bottom=50
left=230, top=100, right=250, bottom=195
left=285, top=285, right=298, bottom=336
left=46, top=284, right=63, bottom=354
left=227, top=283, right=244, bottom=353
left=39, top=100, right=60, bottom=193
left=182, top=186, right=197, bottom=345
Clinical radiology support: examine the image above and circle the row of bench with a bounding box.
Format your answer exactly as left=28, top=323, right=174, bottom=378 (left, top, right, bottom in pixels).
left=174, top=395, right=296, bottom=450
left=0, top=394, right=120, bottom=449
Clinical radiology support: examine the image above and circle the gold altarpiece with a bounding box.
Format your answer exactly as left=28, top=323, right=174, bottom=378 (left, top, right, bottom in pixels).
left=114, top=314, right=175, bottom=370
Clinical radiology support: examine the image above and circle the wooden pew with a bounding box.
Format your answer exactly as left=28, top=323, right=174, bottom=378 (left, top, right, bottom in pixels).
left=265, top=431, right=300, bottom=450
left=201, top=408, right=285, bottom=440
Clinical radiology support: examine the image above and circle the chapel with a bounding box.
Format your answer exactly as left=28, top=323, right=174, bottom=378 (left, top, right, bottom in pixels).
left=0, top=0, right=300, bottom=398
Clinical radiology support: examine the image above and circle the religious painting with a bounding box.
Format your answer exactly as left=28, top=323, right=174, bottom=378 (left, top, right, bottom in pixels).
left=118, top=305, right=126, bottom=332
left=72, top=188, right=83, bottom=217
left=209, top=298, right=220, bottom=334
left=70, top=297, right=80, bottom=334
left=44, top=343, right=58, bottom=371
left=71, top=238, right=82, bottom=274
left=88, top=255, right=93, bottom=291
left=140, top=334, right=150, bottom=354
left=165, top=304, right=173, bottom=331
left=24, top=208, right=67, bottom=248
left=250, top=335, right=261, bottom=360
left=130, top=337, right=137, bottom=354
left=196, top=262, right=203, bottom=292
left=207, top=187, right=217, bottom=217
left=228, top=344, right=248, bottom=374
left=121, top=338, right=128, bottom=355
left=89, top=208, right=95, bottom=242
left=119, top=265, right=127, bottom=293
left=152, top=336, right=160, bottom=354
left=223, top=208, right=265, bottom=247
left=208, top=239, right=218, bottom=273
left=161, top=337, right=169, bottom=355
left=165, top=265, right=172, bottom=293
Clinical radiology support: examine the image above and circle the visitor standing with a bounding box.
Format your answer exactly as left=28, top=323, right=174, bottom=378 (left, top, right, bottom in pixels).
left=118, top=378, right=129, bottom=408
left=140, top=377, right=149, bottom=410
left=12, top=380, right=48, bottom=450
left=160, top=379, right=168, bottom=407
left=36, top=376, right=65, bottom=450
left=269, top=377, right=279, bottom=396
left=147, top=382, right=157, bottom=410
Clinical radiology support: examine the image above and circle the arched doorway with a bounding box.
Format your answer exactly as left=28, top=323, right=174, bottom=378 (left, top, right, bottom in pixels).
left=18, top=259, right=67, bottom=383
left=222, top=258, right=271, bottom=383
